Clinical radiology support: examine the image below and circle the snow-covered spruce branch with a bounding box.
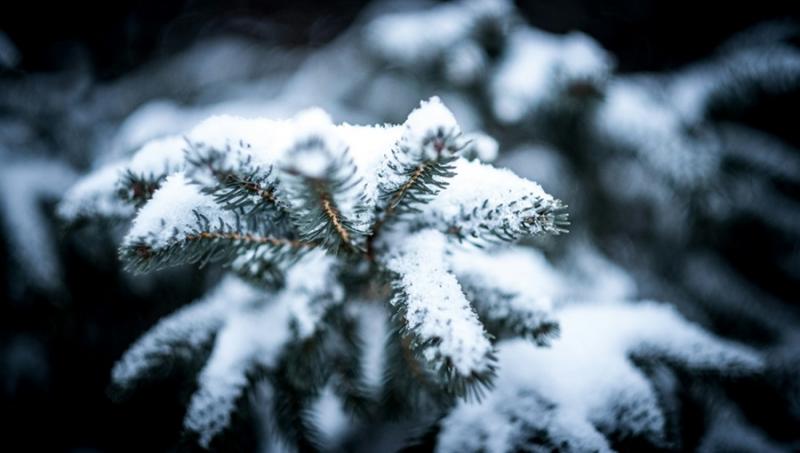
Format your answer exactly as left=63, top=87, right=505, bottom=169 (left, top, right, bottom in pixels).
left=437, top=302, right=763, bottom=453
left=61, top=97, right=569, bottom=448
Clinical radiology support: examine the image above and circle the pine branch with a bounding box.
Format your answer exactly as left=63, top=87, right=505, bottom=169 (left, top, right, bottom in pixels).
left=185, top=142, right=285, bottom=217
left=73, top=97, right=579, bottom=451
left=380, top=326, right=454, bottom=417
left=281, top=138, right=369, bottom=255
left=422, top=159, right=569, bottom=245
left=382, top=229, right=497, bottom=400
left=270, top=342, right=328, bottom=451
left=321, top=306, right=374, bottom=418
left=117, top=169, right=164, bottom=207
left=121, top=212, right=309, bottom=284
left=110, top=277, right=254, bottom=394
left=452, top=195, right=569, bottom=244
left=369, top=97, right=465, bottom=257
left=116, top=135, right=189, bottom=207
left=461, top=279, right=560, bottom=344
left=379, top=154, right=459, bottom=216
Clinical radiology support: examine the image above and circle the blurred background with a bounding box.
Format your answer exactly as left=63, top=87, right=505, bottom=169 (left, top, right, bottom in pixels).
left=1, top=0, right=799, bottom=451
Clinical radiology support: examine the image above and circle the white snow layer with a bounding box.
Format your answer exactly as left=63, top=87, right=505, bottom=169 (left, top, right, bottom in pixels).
left=448, top=246, right=557, bottom=332
left=111, top=275, right=261, bottom=387
left=400, top=96, right=462, bottom=161
left=123, top=172, right=234, bottom=248
left=422, top=158, right=558, bottom=240
left=184, top=253, right=345, bottom=447
left=384, top=229, right=493, bottom=377
left=437, top=301, right=763, bottom=452
left=185, top=289, right=294, bottom=447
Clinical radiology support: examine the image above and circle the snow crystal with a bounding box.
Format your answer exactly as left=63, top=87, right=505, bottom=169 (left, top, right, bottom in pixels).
left=438, top=301, right=763, bottom=452
left=123, top=172, right=233, bottom=248
left=384, top=229, right=493, bottom=377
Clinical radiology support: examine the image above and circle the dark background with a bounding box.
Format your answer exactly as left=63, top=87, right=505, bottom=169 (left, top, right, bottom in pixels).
left=3, top=0, right=800, bottom=77
left=1, top=1, right=799, bottom=451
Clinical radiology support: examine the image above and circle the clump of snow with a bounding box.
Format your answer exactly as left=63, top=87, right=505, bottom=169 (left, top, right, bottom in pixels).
left=384, top=229, right=493, bottom=377
left=175, top=255, right=347, bottom=447
left=401, top=97, right=462, bottom=161
left=187, top=115, right=288, bottom=171
left=338, top=123, right=403, bottom=207
left=437, top=301, right=763, bottom=452
left=282, top=108, right=345, bottom=178
left=123, top=172, right=234, bottom=248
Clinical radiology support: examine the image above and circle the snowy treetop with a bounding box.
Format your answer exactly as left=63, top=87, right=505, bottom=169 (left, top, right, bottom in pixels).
left=63, top=96, right=575, bottom=447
